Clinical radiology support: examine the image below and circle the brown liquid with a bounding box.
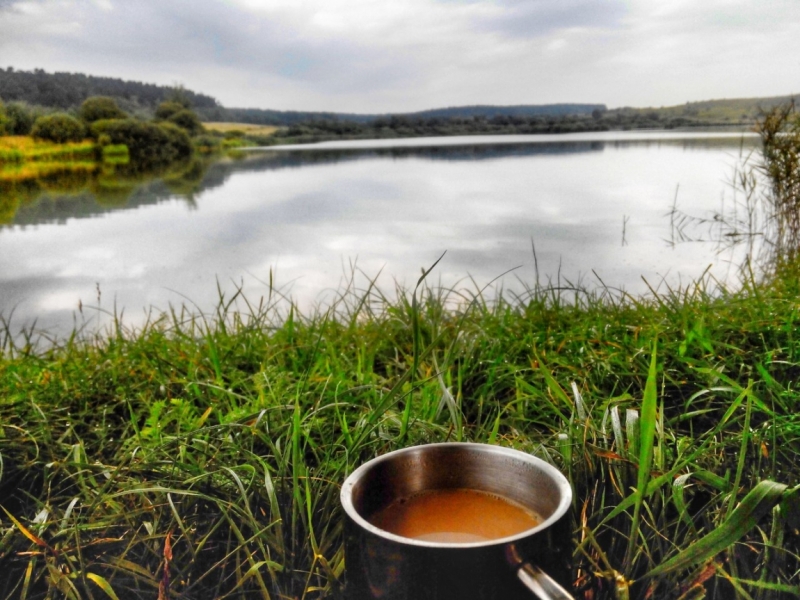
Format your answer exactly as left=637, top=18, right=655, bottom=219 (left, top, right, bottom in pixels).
left=368, top=488, right=541, bottom=543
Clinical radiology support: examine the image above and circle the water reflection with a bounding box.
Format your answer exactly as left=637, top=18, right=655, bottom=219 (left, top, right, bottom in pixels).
left=0, top=132, right=758, bottom=340
left=3, top=134, right=758, bottom=228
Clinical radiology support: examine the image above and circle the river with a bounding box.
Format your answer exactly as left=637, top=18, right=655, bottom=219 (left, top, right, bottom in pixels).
left=0, top=130, right=760, bottom=340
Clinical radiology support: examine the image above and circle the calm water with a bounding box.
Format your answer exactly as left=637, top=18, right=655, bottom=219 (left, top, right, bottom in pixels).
left=0, top=131, right=758, bottom=339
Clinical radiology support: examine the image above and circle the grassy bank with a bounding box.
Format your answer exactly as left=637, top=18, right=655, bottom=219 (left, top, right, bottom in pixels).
left=203, top=122, right=281, bottom=137
left=0, top=136, right=97, bottom=164
left=1, top=264, right=799, bottom=599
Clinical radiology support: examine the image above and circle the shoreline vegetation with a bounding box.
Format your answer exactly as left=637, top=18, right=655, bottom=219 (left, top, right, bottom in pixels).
left=0, top=256, right=797, bottom=585
left=2, top=68, right=792, bottom=218
left=0, top=96, right=768, bottom=226
left=0, top=95, right=245, bottom=225
left=2, top=239, right=800, bottom=598
left=2, top=72, right=800, bottom=598
left=2, top=66, right=794, bottom=154
left=239, top=108, right=762, bottom=147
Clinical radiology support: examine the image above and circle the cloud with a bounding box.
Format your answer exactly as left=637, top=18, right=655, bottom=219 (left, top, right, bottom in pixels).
left=476, top=0, right=626, bottom=37
left=1, top=0, right=799, bottom=111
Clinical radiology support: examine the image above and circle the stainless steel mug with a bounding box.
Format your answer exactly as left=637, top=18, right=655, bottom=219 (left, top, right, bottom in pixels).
left=340, top=442, right=574, bottom=600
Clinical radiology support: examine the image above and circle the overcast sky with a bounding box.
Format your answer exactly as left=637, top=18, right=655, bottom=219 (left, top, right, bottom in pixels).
left=1, top=0, right=798, bottom=113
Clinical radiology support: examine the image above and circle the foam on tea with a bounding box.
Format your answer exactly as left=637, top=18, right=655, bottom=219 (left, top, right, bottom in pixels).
left=368, top=487, right=541, bottom=543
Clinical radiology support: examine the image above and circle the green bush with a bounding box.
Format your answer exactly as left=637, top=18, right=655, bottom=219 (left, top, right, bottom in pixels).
left=79, top=96, right=127, bottom=123
left=4, top=102, right=35, bottom=135
left=30, top=113, right=86, bottom=143
left=167, top=109, right=204, bottom=136
left=221, top=138, right=247, bottom=149
left=0, top=100, right=7, bottom=135
left=157, top=121, right=193, bottom=156
left=154, top=101, right=185, bottom=121
left=91, top=118, right=192, bottom=165
left=193, top=134, right=221, bottom=153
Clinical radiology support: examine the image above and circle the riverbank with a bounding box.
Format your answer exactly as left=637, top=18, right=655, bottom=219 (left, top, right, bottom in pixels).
left=0, top=135, right=98, bottom=163
left=245, top=115, right=753, bottom=147
left=1, top=263, right=799, bottom=598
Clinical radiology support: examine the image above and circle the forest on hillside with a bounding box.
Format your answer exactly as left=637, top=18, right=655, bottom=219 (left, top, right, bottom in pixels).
left=201, top=103, right=608, bottom=126
left=0, top=67, right=218, bottom=114
left=1, top=67, right=793, bottom=135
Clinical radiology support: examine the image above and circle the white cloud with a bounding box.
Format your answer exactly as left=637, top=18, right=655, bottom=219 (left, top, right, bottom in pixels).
left=0, top=0, right=798, bottom=111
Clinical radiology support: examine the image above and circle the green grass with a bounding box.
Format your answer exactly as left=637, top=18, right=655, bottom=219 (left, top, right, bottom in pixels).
left=1, top=263, right=800, bottom=599
left=1, top=104, right=799, bottom=599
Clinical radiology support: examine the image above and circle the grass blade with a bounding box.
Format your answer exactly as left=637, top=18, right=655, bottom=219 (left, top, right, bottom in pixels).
left=623, top=341, right=658, bottom=572
left=86, top=573, right=121, bottom=600
left=645, top=480, right=788, bottom=579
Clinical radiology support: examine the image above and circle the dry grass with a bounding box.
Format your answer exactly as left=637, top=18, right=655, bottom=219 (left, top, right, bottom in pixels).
left=0, top=136, right=91, bottom=152
left=203, top=122, right=281, bottom=136
left=0, top=160, right=97, bottom=183
left=0, top=136, right=97, bottom=166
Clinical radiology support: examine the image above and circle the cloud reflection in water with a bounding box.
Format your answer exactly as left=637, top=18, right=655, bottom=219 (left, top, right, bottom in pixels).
left=0, top=132, right=756, bottom=339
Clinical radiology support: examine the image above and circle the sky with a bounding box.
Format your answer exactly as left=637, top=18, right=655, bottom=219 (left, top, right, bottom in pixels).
left=0, top=0, right=798, bottom=113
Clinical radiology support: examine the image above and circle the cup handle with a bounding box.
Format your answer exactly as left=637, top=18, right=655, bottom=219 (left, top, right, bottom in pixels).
left=506, top=545, right=575, bottom=600
left=516, top=561, right=574, bottom=600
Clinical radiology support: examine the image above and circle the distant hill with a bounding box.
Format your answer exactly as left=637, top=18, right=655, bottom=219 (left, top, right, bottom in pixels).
left=0, top=65, right=795, bottom=128
left=198, top=106, right=379, bottom=125
left=0, top=67, right=219, bottom=115
left=613, top=95, right=797, bottom=124
left=197, top=103, right=607, bottom=126
left=407, top=104, right=604, bottom=119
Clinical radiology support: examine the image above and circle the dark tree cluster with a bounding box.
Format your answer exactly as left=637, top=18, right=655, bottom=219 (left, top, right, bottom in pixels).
left=197, top=103, right=607, bottom=127
left=406, top=103, right=606, bottom=119
left=91, top=119, right=193, bottom=165
left=197, top=106, right=376, bottom=126
left=30, top=113, right=86, bottom=143
left=0, top=99, right=38, bottom=135
left=271, top=113, right=610, bottom=145
left=20, top=95, right=201, bottom=168
left=0, top=67, right=218, bottom=111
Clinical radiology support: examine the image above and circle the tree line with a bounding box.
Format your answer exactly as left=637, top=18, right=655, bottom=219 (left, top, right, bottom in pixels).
left=0, top=93, right=208, bottom=166
left=265, top=114, right=609, bottom=144
left=253, top=108, right=751, bottom=146
left=0, top=67, right=218, bottom=113
left=197, top=103, right=607, bottom=126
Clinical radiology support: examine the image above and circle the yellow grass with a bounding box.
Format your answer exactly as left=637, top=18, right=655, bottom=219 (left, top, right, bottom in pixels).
left=0, top=160, right=97, bottom=183
left=0, top=136, right=92, bottom=152
left=0, top=136, right=97, bottom=165
left=203, top=122, right=281, bottom=136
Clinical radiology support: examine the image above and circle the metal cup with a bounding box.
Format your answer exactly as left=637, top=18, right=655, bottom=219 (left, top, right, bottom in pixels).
left=340, top=442, right=574, bottom=600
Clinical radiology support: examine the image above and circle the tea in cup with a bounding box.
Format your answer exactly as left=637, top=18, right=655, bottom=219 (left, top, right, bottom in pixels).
left=340, top=443, right=574, bottom=600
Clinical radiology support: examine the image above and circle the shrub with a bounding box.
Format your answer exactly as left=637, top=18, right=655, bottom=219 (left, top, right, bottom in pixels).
left=157, top=122, right=193, bottom=157
left=154, top=101, right=185, bottom=121
left=167, top=109, right=204, bottom=136
left=79, top=96, right=127, bottom=123
left=91, top=118, right=192, bottom=165
left=193, top=134, right=221, bottom=153
left=221, top=138, right=247, bottom=149
left=4, top=102, right=35, bottom=135
left=0, top=100, right=7, bottom=135
left=31, top=113, right=86, bottom=143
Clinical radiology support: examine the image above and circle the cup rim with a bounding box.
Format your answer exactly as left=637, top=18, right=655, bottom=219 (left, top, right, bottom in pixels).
left=340, top=442, right=572, bottom=548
